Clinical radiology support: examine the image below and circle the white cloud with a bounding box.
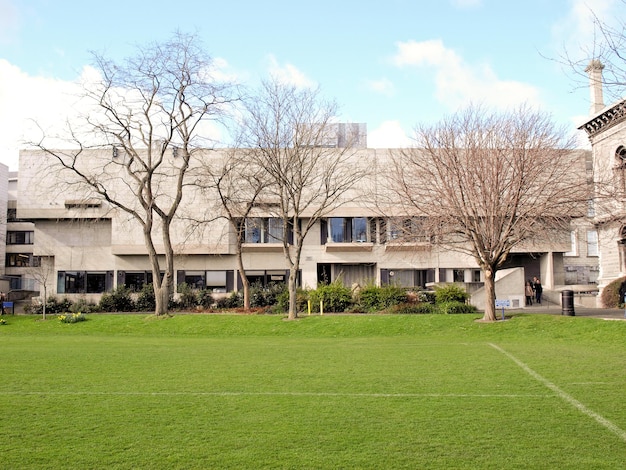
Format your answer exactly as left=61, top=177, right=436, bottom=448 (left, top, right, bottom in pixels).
left=368, top=120, right=411, bottom=148
left=363, top=78, right=395, bottom=97
left=391, top=39, right=541, bottom=111
left=0, top=60, right=90, bottom=170
left=266, top=54, right=316, bottom=88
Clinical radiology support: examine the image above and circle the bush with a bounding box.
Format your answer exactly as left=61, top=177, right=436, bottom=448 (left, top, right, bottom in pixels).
left=434, top=284, right=469, bottom=304
left=197, top=290, right=215, bottom=309
left=309, top=281, right=353, bottom=313
left=69, top=297, right=98, bottom=314
left=275, top=287, right=309, bottom=314
left=437, top=301, right=478, bottom=314
left=600, top=276, right=626, bottom=308
left=216, top=291, right=243, bottom=309
left=135, top=284, right=156, bottom=312
left=26, top=296, right=74, bottom=315
left=249, top=282, right=286, bottom=308
left=390, top=303, right=436, bottom=314
left=177, top=283, right=198, bottom=310
left=98, top=286, right=135, bottom=312
left=359, top=284, right=408, bottom=312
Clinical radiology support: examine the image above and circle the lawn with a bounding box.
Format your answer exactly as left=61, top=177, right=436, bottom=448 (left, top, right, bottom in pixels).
left=1, top=313, right=625, bottom=469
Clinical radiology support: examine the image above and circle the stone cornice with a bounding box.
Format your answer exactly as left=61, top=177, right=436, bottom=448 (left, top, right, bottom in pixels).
left=579, top=99, right=626, bottom=138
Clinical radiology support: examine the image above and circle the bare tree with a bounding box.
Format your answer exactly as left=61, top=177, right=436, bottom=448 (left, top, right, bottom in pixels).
left=239, top=79, right=368, bottom=319
left=386, top=105, right=587, bottom=322
left=31, top=32, right=237, bottom=316
left=25, top=255, right=55, bottom=320
left=560, top=0, right=626, bottom=103
left=193, top=148, right=268, bottom=309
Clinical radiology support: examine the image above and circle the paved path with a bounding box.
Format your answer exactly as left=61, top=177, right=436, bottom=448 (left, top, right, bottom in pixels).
left=506, top=301, right=626, bottom=320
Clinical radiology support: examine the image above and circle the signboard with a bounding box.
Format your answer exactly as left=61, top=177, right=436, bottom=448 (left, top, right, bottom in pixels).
left=495, top=299, right=510, bottom=308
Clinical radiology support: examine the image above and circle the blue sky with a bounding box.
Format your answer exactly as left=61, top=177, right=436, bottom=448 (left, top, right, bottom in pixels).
left=0, top=0, right=622, bottom=170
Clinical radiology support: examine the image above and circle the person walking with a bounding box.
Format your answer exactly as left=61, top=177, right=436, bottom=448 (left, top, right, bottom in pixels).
left=533, top=277, right=543, bottom=304
left=525, top=280, right=534, bottom=306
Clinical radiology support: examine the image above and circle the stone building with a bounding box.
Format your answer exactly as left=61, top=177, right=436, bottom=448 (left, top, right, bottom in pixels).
left=11, top=135, right=594, bottom=310
left=578, top=60, right=626, bottom=304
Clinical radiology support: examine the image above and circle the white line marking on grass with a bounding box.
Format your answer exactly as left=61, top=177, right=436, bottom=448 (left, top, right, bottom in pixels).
left=0, top=391, right=550, bottom=399
left=489, top=342, right=626, bottom=443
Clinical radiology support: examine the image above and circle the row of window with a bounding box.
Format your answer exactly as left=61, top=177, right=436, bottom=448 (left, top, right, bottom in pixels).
left=6, top=231, right=34, bottom=245
left=242, top=217, right=434, bottom=245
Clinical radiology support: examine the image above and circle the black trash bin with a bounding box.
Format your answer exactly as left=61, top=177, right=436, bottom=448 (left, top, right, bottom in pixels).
left=561, top=290, right=575, bottom=316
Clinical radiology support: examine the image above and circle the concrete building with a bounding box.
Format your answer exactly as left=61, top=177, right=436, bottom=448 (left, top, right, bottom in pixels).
left=578, top=60, right=626, bottom=304
left=11, top=136, right=598, bottom=311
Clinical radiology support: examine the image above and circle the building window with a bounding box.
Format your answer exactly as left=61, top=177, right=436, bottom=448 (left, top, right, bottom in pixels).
left=6, top=231, right=34, bottom=245
left=57, top=271, right=112, bottom=294
left=587, top=230, right=599, bottom=256
left=587, top=199, right=595, bottom=217
left=565, top=230, right=578, bottom=257
left=329, top=217, right=368, bottom=243
left=244, top=218, right=285, bottom=243
left=5, top=253, right=36, bottom=267
left=384, top=217, right=430, bottom=244
left=453, top=269, right=465, bottom=282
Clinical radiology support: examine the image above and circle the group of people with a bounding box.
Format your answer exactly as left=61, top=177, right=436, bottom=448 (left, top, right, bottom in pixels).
left=524, top=277, right=543, bottom=306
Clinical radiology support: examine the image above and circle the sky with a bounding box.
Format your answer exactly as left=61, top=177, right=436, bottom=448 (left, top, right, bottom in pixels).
left=0, top=0, right=623, bottom=170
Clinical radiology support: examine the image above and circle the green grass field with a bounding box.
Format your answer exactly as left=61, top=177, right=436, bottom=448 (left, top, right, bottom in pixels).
left=1, top=313, right=625, bottom=469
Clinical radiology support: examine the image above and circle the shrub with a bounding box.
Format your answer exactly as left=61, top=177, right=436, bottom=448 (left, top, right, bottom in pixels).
left=275, top=287, right=309, bottom=314
left=177, top=283, right=198, bottom=310
left=600, top=276, right=626, bottom=308
left=197, top=290, right=215, bottom=309
left=27, top=296, right=74, bottom=315
left=437, top=301, right=478, bottom=314
left=434, top=284, right=469, bottom=304
left=309, top=281, right=353, bottom=313
left=390, top=303, right=436, bottom=314
left=69, top=297, right=98, bottom=314
left=98, top=286, right=135, bottom=312
left=216, top=291, right=243, bottom=309
left=250, top=282, right=286, bottom=308
left=135, top=284, right=156, bottom=312
left=358, top=284, right=408, bottom=312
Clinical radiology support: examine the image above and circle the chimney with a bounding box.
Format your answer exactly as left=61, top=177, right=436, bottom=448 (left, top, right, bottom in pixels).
left=585, top=59, right=605, bottom=115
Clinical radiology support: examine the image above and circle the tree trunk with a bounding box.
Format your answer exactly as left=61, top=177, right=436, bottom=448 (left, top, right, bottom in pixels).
left=287, top=268, right=298, bottom=320
left=236, top=253, right=251, bottom=310
left=481, top=266, right=497, bottom=322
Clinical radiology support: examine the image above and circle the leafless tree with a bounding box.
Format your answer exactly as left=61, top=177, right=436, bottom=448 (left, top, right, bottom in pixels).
left=386, top=105, right=588, bottom=322
left=25, top=255, right=54, bottom=320
left=30, top=32, right=238, bottom=316
left=560, top=0, right=626, bottom=103
left=193, top=147, right=268, bottom=309
left=239, top=79, right=368, bottom=319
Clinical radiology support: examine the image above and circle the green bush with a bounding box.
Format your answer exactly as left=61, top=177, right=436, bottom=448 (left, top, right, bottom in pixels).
left=197, top=290, right=215, bottom=309
left=309, top=281, right=353, bottom=313
left=600, top=276, right=626, bottom=308
left=276, top=287, right=309, bottom=314
left=434, top=284, right=469, bottom=304
left=250, top=283, right=286, bottom=308
left=359, top=284, right=407, bottom=311
left=216, top=291, right=243, bottom=309
left=26, top=296, right=74, bottom=315
left=69, top=297, right=98, bottom=314
left=437, top=301, right=477, bottom=314
left=98, top=286, right=135, bottom=312
left=177, top=283, right=198, bottom=310
left=135, top=284, right=156, bottom=312
left=390, top=303, right=436, bottom=314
